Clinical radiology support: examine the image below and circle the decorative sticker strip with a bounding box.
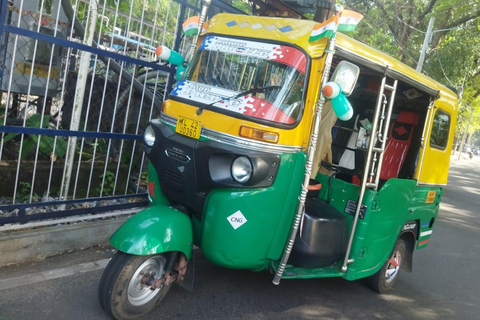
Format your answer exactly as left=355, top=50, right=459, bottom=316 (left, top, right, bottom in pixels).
left=199, top=36, right=306, bottom=74
left=419, top=239, right=430, bottom=246
left=420, top=230, right=433, bottom=237
left=171, top=80, right=235, bottom=104
left=171, top=80, right=294, bottom=124
left=225, top=20, right=293, bottom=34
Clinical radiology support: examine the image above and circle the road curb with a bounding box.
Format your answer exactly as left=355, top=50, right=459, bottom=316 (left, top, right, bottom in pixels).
left=0, top=216, right=128, bottom=267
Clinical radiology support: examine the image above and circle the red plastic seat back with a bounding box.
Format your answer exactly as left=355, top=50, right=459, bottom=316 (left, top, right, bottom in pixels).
left=380, top=111, right=421, bottom=180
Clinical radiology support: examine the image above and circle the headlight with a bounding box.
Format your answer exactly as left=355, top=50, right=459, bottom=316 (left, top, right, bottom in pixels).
left=144, top=125, right=155, bottom=147
left=231, top=156, right=252, bottom=183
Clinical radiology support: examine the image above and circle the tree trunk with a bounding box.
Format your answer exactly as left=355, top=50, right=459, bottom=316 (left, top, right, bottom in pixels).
left=314, top=0, right=336, bottom=23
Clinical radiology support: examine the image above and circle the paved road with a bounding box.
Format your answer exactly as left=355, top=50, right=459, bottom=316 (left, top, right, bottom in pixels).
left=0, top=156, right=479, bottom=320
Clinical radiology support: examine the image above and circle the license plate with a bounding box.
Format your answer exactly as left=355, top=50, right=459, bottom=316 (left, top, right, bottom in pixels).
left=175, top=116, right=202, bottom=139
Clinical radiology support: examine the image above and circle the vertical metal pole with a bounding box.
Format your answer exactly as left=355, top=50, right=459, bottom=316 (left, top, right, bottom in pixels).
left=416, top=17, right=435, bottom=72
left=173, top=5, right=186, bottom=53
left=60, top=0, right=97, bottom=201
left=273, top=35, right=337, bottom=285
left=373, top=81, right=397, bottom=188
left=0, top=0, right=10, bottom=162
left=167, top=4, right=185, bottom=93
left=340, top=84, right=384, bottom=271
left=0, top=0, right=8, bottom=48
left=186, top=0, right=211, bottom=62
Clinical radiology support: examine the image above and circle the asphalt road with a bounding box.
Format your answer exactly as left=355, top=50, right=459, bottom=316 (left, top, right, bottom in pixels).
left=0, top=155, right=479, bottom=320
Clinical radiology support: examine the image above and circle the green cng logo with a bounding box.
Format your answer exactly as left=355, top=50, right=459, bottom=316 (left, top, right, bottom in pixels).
left=227, top=210, right=247, bottom=230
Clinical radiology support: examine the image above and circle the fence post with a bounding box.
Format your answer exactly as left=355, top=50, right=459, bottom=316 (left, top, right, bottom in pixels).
left=0, top=0, right=8, bottom=88
left=60, top=0, right=98, bottom=201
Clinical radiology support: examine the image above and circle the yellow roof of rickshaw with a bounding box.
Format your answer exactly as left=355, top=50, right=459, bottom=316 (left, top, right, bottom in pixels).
left=206, top=13, right=458, bottom=113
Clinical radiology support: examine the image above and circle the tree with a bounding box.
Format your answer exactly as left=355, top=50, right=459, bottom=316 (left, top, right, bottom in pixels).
left=343, top=0, right=480, bottom=66
left=342, top=0, right=480, bottom=144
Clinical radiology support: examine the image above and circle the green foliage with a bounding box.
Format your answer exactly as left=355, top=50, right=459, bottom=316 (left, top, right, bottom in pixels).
left=232, top=0, right=253, bottom=14
left=343, top=0, right=480, bottom=139
left=95, top=171, right=116, bottom=196
left=3, top=114, right=68, bottom=160
left=16, top=181, right=40, bottom=203
left=95, top=0, right=179, bottom=48
left=39, top=0, right=54, bottom=14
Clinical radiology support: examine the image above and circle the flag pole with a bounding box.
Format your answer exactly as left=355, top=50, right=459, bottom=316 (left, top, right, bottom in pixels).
left=187, top=0, right=211, bottom=63
left=273, top=4, right=344, bottom=286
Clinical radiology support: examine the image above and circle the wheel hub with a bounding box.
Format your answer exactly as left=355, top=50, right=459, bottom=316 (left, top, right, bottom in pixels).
left=128, top=256, right=166, bottom=306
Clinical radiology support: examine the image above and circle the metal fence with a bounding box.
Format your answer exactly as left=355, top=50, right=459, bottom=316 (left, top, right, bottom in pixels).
left=0, top=0, right=244, bottom=226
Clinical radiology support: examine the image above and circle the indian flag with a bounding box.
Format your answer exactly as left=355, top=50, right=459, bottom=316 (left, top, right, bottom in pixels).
left=182, top=16, right=208, bottom=36
left=308, top=16, right=338, bottom=42
left=337, top=10, right=364, bottom=32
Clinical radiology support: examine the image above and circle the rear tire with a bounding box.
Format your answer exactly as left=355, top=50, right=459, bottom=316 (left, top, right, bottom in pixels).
left=368, top=238, right=406, bottom=293
left=98, top=251, right=172, bottom=320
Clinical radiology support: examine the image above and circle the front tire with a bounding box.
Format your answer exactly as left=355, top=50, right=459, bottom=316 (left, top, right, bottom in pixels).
left=98, top=251, right=172, bottom=320
left=368, top=238, right=406, bottom=293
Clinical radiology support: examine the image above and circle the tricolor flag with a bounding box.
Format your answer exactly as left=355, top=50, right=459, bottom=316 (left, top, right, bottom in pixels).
left=182, top=16, right=208, bottom=36
left=308, top=16, right=338, bottom=42
left=337, top=10, right=364, bottom=32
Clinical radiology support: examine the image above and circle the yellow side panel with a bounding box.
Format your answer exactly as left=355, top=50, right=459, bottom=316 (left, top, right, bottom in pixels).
left=416, top=92, right=458, bottom=185
left=417, top=146, right=451, bottom=185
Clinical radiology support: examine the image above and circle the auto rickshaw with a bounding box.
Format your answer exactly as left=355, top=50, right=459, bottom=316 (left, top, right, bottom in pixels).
left=98, top=5, right=458, bottom=320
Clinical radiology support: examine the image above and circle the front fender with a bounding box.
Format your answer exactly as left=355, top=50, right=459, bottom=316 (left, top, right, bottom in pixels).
left=110, top=206, right=193, bottom=259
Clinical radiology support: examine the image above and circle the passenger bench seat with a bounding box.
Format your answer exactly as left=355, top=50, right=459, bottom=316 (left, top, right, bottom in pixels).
left=380, top=111, right=421, bottom=180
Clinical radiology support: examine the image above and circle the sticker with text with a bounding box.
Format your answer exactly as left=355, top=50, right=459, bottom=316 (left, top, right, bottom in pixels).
left=227, top=210, right=247, bottom=230
left=426, top=191, right=436, bottom=203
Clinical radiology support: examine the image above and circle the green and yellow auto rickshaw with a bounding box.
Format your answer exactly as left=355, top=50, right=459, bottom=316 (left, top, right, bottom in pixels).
left=98, top=6, right=458, bottom=320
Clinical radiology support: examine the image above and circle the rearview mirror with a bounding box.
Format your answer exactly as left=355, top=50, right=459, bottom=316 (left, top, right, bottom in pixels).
left=331, top=61, right=360, bottom=96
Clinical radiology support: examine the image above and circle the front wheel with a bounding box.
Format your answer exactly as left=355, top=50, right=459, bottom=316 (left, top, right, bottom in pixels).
left=368, top=238, right=406, bottom=293
left=98, top=251, right=172, bottom=320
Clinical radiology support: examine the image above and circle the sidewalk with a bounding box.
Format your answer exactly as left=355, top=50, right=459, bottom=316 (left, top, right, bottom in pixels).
left=450, top=151, right=477, bottom=162
left=0, top=245, right=114, bottom=290
left=0, top=245, right=118, bottom=320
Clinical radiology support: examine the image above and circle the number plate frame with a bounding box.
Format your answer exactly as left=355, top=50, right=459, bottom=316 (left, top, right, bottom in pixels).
left=175, top=116, right=202, bottom=139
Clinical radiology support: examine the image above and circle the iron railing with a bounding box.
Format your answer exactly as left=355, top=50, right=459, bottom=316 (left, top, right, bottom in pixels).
left=0, top=0, right=244, bottom=226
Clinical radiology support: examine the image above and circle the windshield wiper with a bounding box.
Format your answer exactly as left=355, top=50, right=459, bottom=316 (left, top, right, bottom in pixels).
left=196, top=85, right=281, bottom=115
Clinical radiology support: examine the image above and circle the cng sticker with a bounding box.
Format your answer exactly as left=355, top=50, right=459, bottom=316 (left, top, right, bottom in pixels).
left=227, top=210, right=247, bottom=230
left=426, top=191, right=436, bottom=203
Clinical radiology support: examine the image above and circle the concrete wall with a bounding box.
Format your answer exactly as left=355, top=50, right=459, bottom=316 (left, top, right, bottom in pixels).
left=0, top=216, right=128, bottom=267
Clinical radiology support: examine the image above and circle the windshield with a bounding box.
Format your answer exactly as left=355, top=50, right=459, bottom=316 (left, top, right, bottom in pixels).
left=171, top=36, right=307, bottom=125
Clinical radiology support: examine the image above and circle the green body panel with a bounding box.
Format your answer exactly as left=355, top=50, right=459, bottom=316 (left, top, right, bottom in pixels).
left=413, top=186, right=443, bottom=250
left=147, top=163, right=169, bottom=206
left=344, top=179, right=442, bottom=280
left=198, top=152, right=305, bottom=270
left=120, top=145, right=441, bottom=280
left=110, top=206, right=193, bottom=259
left=299, top=174, right=442, bottom=281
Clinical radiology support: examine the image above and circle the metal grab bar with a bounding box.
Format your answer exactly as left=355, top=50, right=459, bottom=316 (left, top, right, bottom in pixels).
left=340, top=74, right=397, bottom=272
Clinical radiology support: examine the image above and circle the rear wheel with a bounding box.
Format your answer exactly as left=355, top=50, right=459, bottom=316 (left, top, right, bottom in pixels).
left=98, top=251, right=172, bottom=320
left=368, top=238, right=406, bottom=293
